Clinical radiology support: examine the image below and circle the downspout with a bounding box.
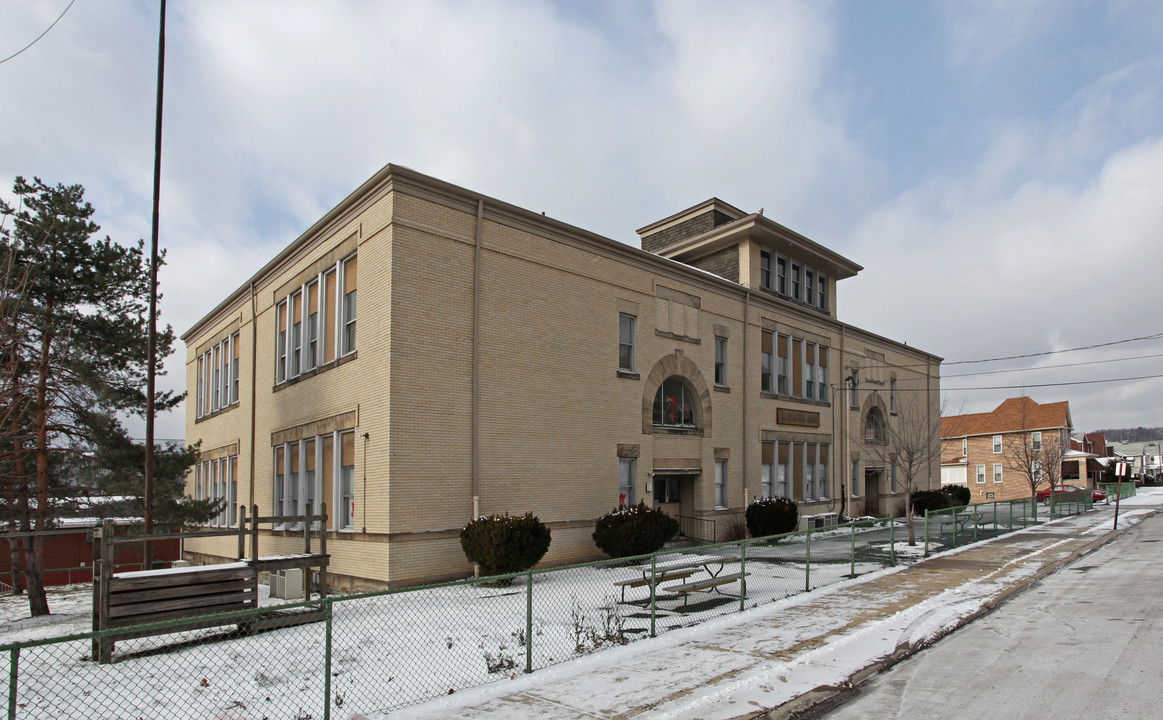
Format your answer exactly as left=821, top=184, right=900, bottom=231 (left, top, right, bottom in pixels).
left=249, top=282, right=258, bottom=510
left=742, top=289, right=750, bottom=506
left=472, top=200, right=483, bottom=520
left=840, top=326, right=847, bottom=519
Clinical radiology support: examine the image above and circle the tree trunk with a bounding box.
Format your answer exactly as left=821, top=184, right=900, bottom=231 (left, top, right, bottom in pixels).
left=28, top=310, right=54, bottom=616
left=6, top=531, right=23, bottom=595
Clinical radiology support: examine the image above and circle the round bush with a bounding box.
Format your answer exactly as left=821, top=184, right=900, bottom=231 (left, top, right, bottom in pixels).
left=592, top=502, right=679, bottom=558
left=460, top=513, right=551, bottom=577
left=910, top=489, right=949, bottom=515
left=745, top=497, right=798, bottom=538
left=941, top=484, right=971, bottom=507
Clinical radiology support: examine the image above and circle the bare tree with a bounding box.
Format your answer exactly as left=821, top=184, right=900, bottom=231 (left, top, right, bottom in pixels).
left=866, top=394, right=945, bottom=545
left=1001, top=398, right=1066, bottom=522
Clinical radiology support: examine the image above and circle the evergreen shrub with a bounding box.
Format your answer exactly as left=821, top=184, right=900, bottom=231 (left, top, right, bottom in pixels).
left=592, top=502, right=679, bottom=558
left=941, top=484, right=971, bottom=507
left=745, top=497, right=798, bottom=538
left=459, top=513, right=551, bottom=578
left=910, top=489, right=949, bottom=515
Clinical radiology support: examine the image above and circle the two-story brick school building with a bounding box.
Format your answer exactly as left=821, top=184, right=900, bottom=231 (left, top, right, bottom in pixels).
left=182, top=164, right=942, bottom=589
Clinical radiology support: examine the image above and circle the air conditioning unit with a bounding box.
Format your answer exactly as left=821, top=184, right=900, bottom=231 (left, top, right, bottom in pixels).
left=270, top=568, right=304, bottom=600
left=816, top=512, right=839, bottom=528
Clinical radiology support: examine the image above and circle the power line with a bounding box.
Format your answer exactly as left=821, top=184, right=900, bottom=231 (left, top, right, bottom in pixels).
left=944, top=373, right=1163, bottom=392
left=944, top=351, right=1163, bottom=378
left=943, top=332, right=1163, bottom=366
left=0, top=0, right=78, bottom=65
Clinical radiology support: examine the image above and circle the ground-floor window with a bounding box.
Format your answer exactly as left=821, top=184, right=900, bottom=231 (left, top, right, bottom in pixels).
left=715, top=459, right=728, bottom=508
left=196, top=453, right=238, bottom=527
left=619, top=458, right=636, bottom=507
left=274, top=428, right=356, bottom=531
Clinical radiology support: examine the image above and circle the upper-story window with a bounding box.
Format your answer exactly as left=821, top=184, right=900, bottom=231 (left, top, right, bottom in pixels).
left=653, top=376, right=697, bottom=429
left=805, top=269, right=815, bottom=306
left=890, top=378, right=898, bottom=414
left=993, top=435, right=1003, bottom=453
left=776, top=256, right=787, bottom=294
left=761, top=331, right=774, bottom=393
left=1031, top=431, right=1042, bottom=453
left=619, top=313, right=636, bottom=372
left=197, top=331, right=240, bottom=420
left=865, top=407, right=885, bottom=443
left=714, top=335, right=727, bottom=386
left=818, top=274, right=828, bottom=312
left=276, top=253, right=357, bottom=385
left=760, top=249, right=773, bottom=290
left=791, top=262, right=802, bottom=301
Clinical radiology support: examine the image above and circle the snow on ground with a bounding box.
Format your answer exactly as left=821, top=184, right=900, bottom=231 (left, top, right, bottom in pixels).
left=1, top=491, right=1160, bottom=719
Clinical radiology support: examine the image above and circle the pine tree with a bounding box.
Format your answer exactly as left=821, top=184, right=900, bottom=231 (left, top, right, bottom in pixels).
left=0, top=176, right=180, bottom=616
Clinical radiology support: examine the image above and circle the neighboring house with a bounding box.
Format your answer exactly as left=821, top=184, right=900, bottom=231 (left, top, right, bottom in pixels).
left=1070, top=432, right=1113, bottom=485
left=1109, top=441, right=1163, bottom=483
left=941, top=397, right=1081, bottom=504
left=181, top=164, right=942, bottom=590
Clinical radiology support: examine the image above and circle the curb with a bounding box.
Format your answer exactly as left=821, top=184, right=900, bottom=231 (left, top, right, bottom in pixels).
left=756, top=515, right=1141, bottom=720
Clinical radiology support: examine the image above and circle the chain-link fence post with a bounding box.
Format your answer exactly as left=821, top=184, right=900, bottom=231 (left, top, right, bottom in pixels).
left=649, top=554, right=658, bottom=638
left=849, top=521, right=856, bottom=578
left=924, top=510, right=930, bottom=556
left=890, top=515, right=896, bottom=566
left=324, top=598, right=333, bottom=720
left=739, top=538, right=748, bottom=612
left=804, top=530, right=811, bottom=592
left=525, top=569, right=534, bottom=674
left=8, top=645, right=18, bottom=720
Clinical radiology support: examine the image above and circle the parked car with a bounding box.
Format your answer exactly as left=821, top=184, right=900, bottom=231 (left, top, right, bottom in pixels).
left=1036, top=484, right=1107, bottom=504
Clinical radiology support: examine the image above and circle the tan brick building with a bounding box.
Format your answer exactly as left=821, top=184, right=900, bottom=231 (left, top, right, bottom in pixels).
left=182, top=165, right=942, bottom=589
left=940, top=396, right=1084, bottom=503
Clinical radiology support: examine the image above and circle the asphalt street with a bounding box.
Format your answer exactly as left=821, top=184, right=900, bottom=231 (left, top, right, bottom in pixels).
left=815, top=509, right=1163, bottom=719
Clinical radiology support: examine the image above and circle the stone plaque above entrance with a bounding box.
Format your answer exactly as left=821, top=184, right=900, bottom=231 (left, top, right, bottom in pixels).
left=777, top=408, right=820, bottom=428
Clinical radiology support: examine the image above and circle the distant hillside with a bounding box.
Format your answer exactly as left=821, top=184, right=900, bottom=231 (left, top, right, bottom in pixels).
left=1091, top=427, right=1163, bottom=443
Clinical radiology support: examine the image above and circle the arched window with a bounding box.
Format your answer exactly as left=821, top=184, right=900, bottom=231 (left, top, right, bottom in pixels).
left=653, top=376, right=697, bottom=429
left=865, top=407, right=885, bottom=443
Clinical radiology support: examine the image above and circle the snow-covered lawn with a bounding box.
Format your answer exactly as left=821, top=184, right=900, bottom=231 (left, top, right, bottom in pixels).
left=3, top=497, right=1149, bottom=720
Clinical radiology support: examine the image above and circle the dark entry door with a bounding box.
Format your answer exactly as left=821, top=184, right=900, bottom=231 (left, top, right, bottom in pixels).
left=864, top=469, right=881, bottom=517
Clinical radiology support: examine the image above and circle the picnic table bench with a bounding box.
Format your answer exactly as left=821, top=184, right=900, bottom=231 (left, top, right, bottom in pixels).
left=615, top=556, right=744, bottom=607
left=663, top=571, right=749, bottom=608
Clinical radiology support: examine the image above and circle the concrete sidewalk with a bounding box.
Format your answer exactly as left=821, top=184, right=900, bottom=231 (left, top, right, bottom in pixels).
left=385, top=502, right=1152, bottom=720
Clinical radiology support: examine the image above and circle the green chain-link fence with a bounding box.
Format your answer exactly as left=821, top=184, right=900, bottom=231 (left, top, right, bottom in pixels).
left=0, top=508, right=1081, bottom=719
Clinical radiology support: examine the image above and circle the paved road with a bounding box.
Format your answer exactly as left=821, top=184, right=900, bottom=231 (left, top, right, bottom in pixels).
left=816, top=511, right=1163, bottom=719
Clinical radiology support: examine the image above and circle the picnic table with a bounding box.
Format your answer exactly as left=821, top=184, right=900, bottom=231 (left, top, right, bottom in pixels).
left=614, top=556, right=747, bottom=608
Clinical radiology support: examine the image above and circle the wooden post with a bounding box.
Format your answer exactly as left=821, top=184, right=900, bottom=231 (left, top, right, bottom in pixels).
left=237, top=505, right=247, bottom=560
left=95, top=520, right=115, bottom=663
left=319, top=503, right=328, bottom=598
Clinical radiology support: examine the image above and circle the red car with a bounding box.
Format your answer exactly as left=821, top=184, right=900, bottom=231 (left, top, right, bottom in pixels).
left=1036, top=484, right=1107, bottom=504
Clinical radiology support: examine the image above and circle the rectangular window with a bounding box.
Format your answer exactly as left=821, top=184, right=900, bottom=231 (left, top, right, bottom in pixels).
left=850, top=368, right=860, bottom=409
left=274, top=447, right=285, bottom=528
left=804, top=343, right=816, bottom=399
left=619, top=313, right=636, bottom=372
left=817, top=347, right=828, bottom=402
left=779, top=442, right=791, bottom=499
left=805, top=269, right=815, bottom=306
left=305, top=280, right=319, bottom=373
left=340, top=430, right=355, bottom=530
left=341, top=255, right=358, bottom=356
left=804, top=444, right=816, bottom=500
left=305, top=438, right=317, bottom=518
left=776, top=334, right=789, bottom=395
left=851, top=459, right=860, bottom=496
left=994, top=464, right=1003, bottom=483
left=208, top=460, right=218, bottom=527
left=714, top=336, right=727, bottom=386
left=890, top=378, right=898, bottom=414
left=819, top=444, right=829, bottom=499
left=654, top=476, right=680, bottom=504
left=211, top=345, right=220, bottom=412
left=289, top=440, right=301, bottom=525
left=1034, top=460, right=1043, bottom=483
left=322, top=434, right=335, bottom=530
left=715, top=459, right=728, bottom=508
left=818, top=274, right=828, bottom=311
left=276, top=300, right=288, bottom=383
left=761, top=441, right=774, bottom=498
left=229, top=456, right=238, bottom=526
left=760, top=249, right=772, bottom=290
left=976, top=464, right=986, bottom=484
left=761, top=330, right=773, bottom=393
left=890, top=461, right=898, bottom=493
left=993, top=435, right=1002, bottom=454
left=231, top=332, right=240, bottom=404
left=290, top=290, right=303, bottom=378
left=962, top=438, right=968, bottom=458
left=619, top=458, right=636, bottom=507
left=1031, top=431, right=1042, bottom=453
left=196, top=355, right=204, bottom=419
left=322, top=268, right=337, bottom=365
left=791, top=263, right=802, bottom=300
left=776, top=256, right=787, bottom=295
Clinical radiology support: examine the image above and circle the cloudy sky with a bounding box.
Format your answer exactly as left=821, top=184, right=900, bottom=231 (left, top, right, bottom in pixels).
left=3, top=0, right=1162, bottom=439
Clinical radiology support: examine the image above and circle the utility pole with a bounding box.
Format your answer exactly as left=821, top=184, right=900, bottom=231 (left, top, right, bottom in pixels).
left=144, top=0, right=167, bottom=566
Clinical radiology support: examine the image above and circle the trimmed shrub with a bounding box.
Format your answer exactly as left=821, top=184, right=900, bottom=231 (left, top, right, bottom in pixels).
left=460, top=513, right=551, bottom=577
left=942, top=484, right=971, bottom=507
left=745, top=497, right=798, bottom=538
left=592, top=502, right=679, bottom=558
left=910, top=489, right=948, bottom=515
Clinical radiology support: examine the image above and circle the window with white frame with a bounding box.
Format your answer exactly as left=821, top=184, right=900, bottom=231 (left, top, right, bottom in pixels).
left=993, top=435, right=1002, bottom=453
left=816, top=347, right=828, bottom=402
left=804, top=443, right=818, bottom=500
left=818, top=273, right=828, bottom=311
left=818, top=444, right=829, bottom=498
left=805, top=269, right=815, bottom=306
left=1031, top=431, right=1042, bottom=453
left=890, top=461, right=898, bottom=492
left=776, top=256, right=787, bottom=295
left=802, top=343, right=827, bottom=401
left=619, top=458, right=636, bottom=507
left=962, top=438, right=968, bottom=458
left=715, top=459, right=728, bottom=508
left=760, top=249, right=772, bottom=290
left=850, top=369, right=860, bottom=409
left=779, top=442, right=792, bottom=498
left=804, top=343, right=816, bottom=399
left=976, top=464, right=986, bottom=484
left=619, top=313, right=636, bottom=372
left=761, top=331, right=774, bottom=393
left=276, top=253, right=357, bottom=384
left=1033, top=460, right=1043, bottom=483
left=274, top=429, right=355, bottom=531
left=761, top=441, right=774, bottom=498
left=776, top=333, right=789, bottom=395
left=196, top=453, right=238, bottom=527
left=653, top=377, right=697, bottom=428
left=993, top=464, right=1003, bottom=483
left=851, top=459, right=860, bottom=495
left=714, top=336, right=727, bottom=386
left=196, top=331, right=241, bottom=420
left=890, top=378, right=898, bottom=414
left=340, top=431, right=355, bottom=530
left=791, top=262, right=802, bottom=300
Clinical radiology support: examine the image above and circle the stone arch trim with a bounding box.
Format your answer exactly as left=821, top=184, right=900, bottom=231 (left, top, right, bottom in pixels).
left=641, top=351, right=713, bottom=435
left=861, top=393, right=889, bottom=444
